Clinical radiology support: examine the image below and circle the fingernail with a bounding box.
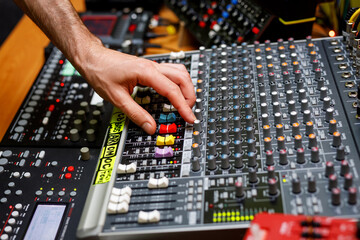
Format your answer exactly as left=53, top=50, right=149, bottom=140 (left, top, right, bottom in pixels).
left=142, top=122, right=153, bottom=134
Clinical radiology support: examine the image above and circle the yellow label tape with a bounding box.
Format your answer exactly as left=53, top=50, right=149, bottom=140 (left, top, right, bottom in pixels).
left=94, top=108, right=125, bottom=185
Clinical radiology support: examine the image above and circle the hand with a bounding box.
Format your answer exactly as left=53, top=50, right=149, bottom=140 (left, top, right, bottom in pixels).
left=81, top=45, right=196, bottom=135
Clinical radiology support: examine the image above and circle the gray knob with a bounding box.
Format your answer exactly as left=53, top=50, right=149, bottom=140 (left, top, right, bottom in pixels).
left=77, top=110, right=86, bottom=121
left=264, top=137, right=272, bottom=151
left=193, top=131, right=202, bottom=145
left=73, top=119, right=83, bottom=131
left=235, top=180, right=245, bottom=198
left=325, top=107, right=334, bottom=122
left=332, top=131, right=342, bottom=147
left=288, top=100, right=296, bottom=113
left=279, top=149, right=288, bottom=165
left=344, top=173, right=353, bottom=190
left=276, top=123, right=284, bottom=137
left=320, top=86, right=328, bottom=100
left=220, top=128, right=229, bottom=142
left=308, top=175, right=317, bottom=193
left=234, top=153, right=244, bottom=168
left=303, top=110, right=311, bottom=123
left=194, top=109, right=202, bottom=121
left=221, top=154, right=230, bottom=169
left=233, top=116, right=241, bottom=129
left=221, top=141, right=230, bottom=155
left=331, top=187, right=341, bottom=206
left=220, top=118, right=229, bottom=131
left=348, top=187, right=357, bottom=205
left=247, top=139, right=256, bottom=152
left=86, top=129, right=96, bottom=142
left=208, top=118, right=216, bottom=131
left=292, top=122, right=301, bottom=136
left=233, top=128, right=242, bottom=141
left=268, top=178, right=278, bottom=195
left=248, top=167, right=258, bottom=183
left=194, top=119, right=202, bottom=132
left=207, top=155, right=217, bottom=171
left=305, top=121, right=314, bottom=135
left=340, top=160, right=350, bottom=176
left=92, top=110, right=101, bottom=121
left=248, top=152, right=257, bottom=167
left=274, top=112, right=282, bottom=125
left=192, top=143, right=201, bottom=158
left=195, top=99, right=203, bottom=109
left=322, top=96, right=331, bottom=110
left=325, top=161, right=334, bottom=177
left=80, top=147, right=90, bottom=161
left=294, top=134, right=303, bottom=149
left=70, top=128, right=80, bottom=142
left=292, top=174, right=301, bottom=194
left=267, top=165, right=275, bottom=179
left=301, top=99, right=309, bottom=112
left=297, top=148, right=305, bottom=164
left=80, top=101, right=90, bottom=113
left=328, top=174, right=338, bottom=190
left=234, top=140, right=242, bottom=154
left=192, top=157, right=201, bottom=172
left=208, top=142, right=217, bottom=156
left=308, top=133, right=317, bottom=148
left=310, top=147, right=319, bottom=163
left=328, top=119, right=337, bottom=134
left=336, top=144, right=345, bottom=160
left=272, top=102, right=281, bottom=113
left=89, top=119, right=98, bottom=130
left=266, top=150, right=274, bottom=166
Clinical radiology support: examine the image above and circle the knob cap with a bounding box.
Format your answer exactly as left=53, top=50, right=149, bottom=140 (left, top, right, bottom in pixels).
left=80, top=147, right=90, bottom=161
left=235, top=180, right=245, bottom=198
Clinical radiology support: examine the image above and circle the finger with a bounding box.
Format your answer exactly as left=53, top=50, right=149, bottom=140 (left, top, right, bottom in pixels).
left=114, top=89, right=157, bottom=135
left=160, top=63, right=188, bottom=71
left=157, top=65, right=196, bottom=107
left=138, top=67, right=196, bottom=124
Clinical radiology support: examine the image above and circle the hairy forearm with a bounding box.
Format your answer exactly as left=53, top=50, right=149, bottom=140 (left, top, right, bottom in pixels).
left=13, top=0, right=102, bottom=73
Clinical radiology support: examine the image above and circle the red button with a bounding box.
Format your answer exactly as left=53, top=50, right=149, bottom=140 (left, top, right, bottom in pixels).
left=48, top=104, right=55, bottom=112
left=128, top=24, right=137, bottom=32
left=65, top=173, right=72, bottom=179
left=159, top=123, right=177, bottom=134
left=252, top=27, right=260, bottom=34
left=68, top=166, right=75, bottom=172
left=199, top=21, right=206, bottom=28
left=207, top=8, right=214, bottom=15
left=237, top=36, right=244, bottom=43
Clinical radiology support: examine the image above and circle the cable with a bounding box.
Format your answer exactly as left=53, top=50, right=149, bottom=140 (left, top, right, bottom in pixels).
left=349, top=8, right=360, bottom=23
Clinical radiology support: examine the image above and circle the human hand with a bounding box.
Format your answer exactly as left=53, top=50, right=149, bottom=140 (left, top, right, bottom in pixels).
left=80, top=45, right=196, bottom=135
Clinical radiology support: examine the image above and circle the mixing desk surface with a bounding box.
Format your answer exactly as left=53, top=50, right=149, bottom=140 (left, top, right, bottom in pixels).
left=1, top=35, right=360, bottom=240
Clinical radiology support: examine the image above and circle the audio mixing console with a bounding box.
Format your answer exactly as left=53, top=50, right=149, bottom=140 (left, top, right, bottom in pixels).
left=1, top=35, right=360, bottom=240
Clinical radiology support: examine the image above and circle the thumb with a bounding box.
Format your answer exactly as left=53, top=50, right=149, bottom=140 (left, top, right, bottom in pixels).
left=114, top=91, right=157, bottom=135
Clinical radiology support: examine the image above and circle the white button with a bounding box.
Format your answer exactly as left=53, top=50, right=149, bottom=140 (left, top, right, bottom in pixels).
left=126, top=163, right=137, bottom=173
left=107, top=202, right=117, bottom=214
left=117, top=164, right=126, bottom=174
left=119, top=195, right=130, bottom=204
left=7, top=218, right=15, bottom=225
left=120, top=186, right=132, bottom=197
left=158, top=177, right=169, bottom=188
left=13, top=172, right=20, bottom=178
left=112, top=187, right=121, bottom=196
left=15, top=203, right=22, bottom=210
left=116, top=202, right=129, bottom=213
left=42, top=117, right=49, bottom=125
left=0, top=234, right=9, bottom=240
left=147, top=178, right=158, bottom=189
left=11, top=211, right=19, bottom=217
left=138, top=211, right=149, bottom=223
left=148, top=210, right=160, bottom=223
left=39, top=150, right=45, bottom=159
left=4, top=226, right=12, bottom=233
left=109, top=194, right=119, bottom=204
left=24, top=172, right=31, bottom=178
